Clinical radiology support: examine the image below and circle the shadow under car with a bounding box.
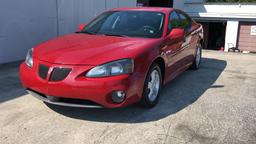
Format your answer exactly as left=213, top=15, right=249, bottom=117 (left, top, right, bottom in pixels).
left=46, top=57, right=227, bottom=123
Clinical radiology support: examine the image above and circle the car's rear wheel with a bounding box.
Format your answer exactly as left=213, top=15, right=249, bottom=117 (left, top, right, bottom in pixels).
left=140, top=63, right=162, bottom=108
left=191, top=43, right=202, bottom=70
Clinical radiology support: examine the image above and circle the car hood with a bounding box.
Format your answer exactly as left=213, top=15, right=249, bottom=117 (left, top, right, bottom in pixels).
left=34, top=34, right=158, bottom=65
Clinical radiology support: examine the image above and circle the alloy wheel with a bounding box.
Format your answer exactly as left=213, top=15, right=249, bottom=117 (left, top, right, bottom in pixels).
left=147, top=70, right=160, bottom=102
left=195, top=45, right=201, bottom=67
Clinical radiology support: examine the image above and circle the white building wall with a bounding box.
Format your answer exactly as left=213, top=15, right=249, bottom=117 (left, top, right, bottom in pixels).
left=58, top=0, right=137, bottom=35
left=0, top=0, right=136, bottom=64
left=225, top=21, right=239, bottom=52
left=173, top=0, right=185, bottom=10
left=0, top=0, right=58, bottom=64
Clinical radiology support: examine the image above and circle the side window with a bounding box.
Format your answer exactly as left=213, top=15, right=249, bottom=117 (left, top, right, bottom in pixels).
left=178, top=13, right=191, bottom=32
left=167, top=11, right=180, bottom=34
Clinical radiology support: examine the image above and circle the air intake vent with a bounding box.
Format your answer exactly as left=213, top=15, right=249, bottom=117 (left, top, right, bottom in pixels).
left=38, top=64, right=49, bottom=80
left=49, top=67, right=71, bottom=81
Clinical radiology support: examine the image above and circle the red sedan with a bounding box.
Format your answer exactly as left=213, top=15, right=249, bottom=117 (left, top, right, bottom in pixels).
left=20, top=7, right=203, bottom=108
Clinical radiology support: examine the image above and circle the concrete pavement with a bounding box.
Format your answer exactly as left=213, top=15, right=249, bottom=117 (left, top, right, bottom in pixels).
left=0, top=50, right=256, bottom=144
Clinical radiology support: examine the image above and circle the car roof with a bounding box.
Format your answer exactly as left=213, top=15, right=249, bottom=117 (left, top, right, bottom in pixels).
left=110, top=7, right=173, bottom=14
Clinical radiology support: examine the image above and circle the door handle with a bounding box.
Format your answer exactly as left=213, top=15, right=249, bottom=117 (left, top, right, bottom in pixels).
left=166, top=50, right=172, bottom=55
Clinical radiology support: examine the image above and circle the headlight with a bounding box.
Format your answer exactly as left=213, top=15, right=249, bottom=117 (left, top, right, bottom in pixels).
left=86, top=59, right=134, bottom=78
left=25, top=48, right=33, bottom=68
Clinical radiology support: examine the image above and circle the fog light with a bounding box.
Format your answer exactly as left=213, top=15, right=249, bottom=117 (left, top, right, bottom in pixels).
left=111, top=91, right=126, bottom=104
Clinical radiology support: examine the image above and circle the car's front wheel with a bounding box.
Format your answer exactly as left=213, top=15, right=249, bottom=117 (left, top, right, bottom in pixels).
left=140, top=63, right=162, bottom=108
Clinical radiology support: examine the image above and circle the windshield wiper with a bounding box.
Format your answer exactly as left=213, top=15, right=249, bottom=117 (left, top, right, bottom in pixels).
left=102, top=33, right=128, bottom=37
left=76, top=31, right=96, bottom=35
left=77, top=32, right=128, bottom=37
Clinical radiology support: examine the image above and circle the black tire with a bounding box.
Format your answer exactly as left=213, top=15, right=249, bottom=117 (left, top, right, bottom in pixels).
left=191, top=43, right=202, bottom=70
left=140, top=63, right=162, bottom=108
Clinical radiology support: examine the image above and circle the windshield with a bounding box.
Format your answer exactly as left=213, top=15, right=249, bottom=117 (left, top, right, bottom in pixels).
left=81, top=11, right=165, bottom=38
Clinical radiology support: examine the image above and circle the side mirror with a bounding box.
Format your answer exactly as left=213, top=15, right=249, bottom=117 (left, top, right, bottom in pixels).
left=168, top=28, right=185, bottom=40
left=77, top=24, right=87, bottom=32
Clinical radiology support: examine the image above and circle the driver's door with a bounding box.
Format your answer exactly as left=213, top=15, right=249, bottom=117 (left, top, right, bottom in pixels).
left=164, top=11, right=185, bottom=81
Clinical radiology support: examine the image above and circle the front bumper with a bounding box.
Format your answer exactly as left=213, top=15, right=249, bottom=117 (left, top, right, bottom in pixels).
left=20, top=60, right=143, bottom=108
left=26, top=89, right=103, bottom=108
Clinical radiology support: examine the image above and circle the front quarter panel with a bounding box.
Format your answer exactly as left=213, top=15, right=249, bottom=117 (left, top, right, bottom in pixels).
left=132, top=38, right=166, bottom=97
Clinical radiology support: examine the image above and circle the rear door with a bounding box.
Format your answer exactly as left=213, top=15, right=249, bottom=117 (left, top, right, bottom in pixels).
left=177, top=11, right=199, bottom=65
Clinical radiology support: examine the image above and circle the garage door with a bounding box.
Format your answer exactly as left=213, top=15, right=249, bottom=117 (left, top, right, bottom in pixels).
left=238, top=22, right=256, bottom=52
